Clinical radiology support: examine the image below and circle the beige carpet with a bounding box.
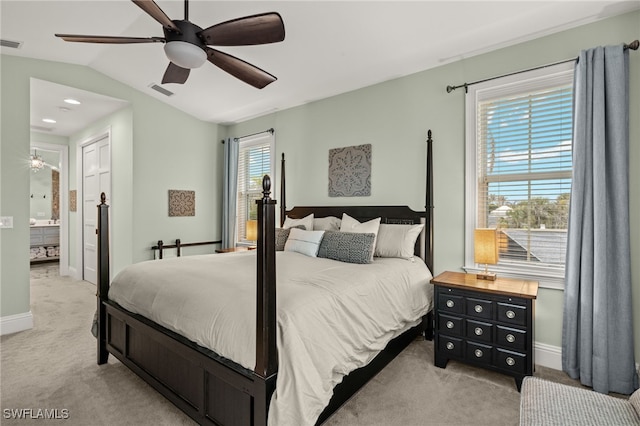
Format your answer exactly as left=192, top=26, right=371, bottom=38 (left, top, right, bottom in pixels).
left=1, top=264, right=576, bottom=425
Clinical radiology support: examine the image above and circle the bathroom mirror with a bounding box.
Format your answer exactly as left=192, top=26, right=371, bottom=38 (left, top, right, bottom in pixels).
left=29, top=147, right=61, bottom=223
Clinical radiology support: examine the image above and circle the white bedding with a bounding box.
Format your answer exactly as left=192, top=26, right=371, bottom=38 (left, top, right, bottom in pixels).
left=109, top=250, right=433, bottom=426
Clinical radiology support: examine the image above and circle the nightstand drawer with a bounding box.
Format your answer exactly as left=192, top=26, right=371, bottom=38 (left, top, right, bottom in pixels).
left=496, top=348, right=527, bottom=374
left=497, top=302, right=527, bottom=326
left=438, top=314, right=463, bottom=335
left=438, top=335, right=464, bottom=357
left=466, top=297, right=493, bottom=320
left=467, top=342, right=492, bottom=365
left=438, top=293, right=464, bottom=314
left=466, top=319, right=493, bottom=343
left=496, top=326, right=527, bottom=350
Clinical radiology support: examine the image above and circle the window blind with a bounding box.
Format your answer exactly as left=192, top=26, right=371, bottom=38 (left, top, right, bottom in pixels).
left=237, top=140, right=272, bottom=242
left=477, top=84, right=573, bottom=268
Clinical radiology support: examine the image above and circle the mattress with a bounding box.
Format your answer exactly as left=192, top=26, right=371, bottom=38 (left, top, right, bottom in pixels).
left=109, top=250, right=433, bottom=426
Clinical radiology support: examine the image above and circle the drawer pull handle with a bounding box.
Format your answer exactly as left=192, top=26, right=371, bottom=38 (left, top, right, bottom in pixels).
left=474, top=349, right=483, bottom=358
left=446, top=342, right=455, bottom=350
left=506, top=334, right=516, bottom=343
left=446, top=300, right=455, bottom=308
left=506, top=356, right=516, bottom=366
left=474, top=305, right=483, bottom=313
left=506, top=310, right=516, bottom=319
left=446, top=321, right=454, bottom=329
left=474, top=327, right=483, bottom=336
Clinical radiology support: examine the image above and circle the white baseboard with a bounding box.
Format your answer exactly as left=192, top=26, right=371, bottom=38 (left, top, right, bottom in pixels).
left=534, top=341, right=562, bottom=370
left=0, top=311, right=34, bottom=336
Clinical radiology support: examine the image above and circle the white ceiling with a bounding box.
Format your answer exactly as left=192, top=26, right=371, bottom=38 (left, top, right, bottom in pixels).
left=2, top=1, right=639, bottom=136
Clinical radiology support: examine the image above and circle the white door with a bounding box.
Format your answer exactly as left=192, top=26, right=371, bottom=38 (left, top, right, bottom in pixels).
left=82, top=136, right=110, bottom=284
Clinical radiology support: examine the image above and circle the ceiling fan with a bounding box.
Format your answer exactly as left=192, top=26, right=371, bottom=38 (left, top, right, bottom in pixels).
left=55, top=0, right=285, bottom=89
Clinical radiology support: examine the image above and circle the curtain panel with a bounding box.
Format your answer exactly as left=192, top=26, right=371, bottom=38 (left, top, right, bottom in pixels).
left=562, top=44, right=637, bottom=395
left=222, top=138, right=239, bottom=249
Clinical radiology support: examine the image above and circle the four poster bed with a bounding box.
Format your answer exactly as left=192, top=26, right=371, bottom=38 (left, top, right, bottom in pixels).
left=95, top=131, right=435, bottom=425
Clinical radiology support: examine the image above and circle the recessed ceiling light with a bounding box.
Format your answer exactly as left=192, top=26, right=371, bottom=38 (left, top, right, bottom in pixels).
left=58, top=106, right=71, bottom=112
left=42, top=118, right=56, bottom=124
left=64, top=98, right=81, bottom=105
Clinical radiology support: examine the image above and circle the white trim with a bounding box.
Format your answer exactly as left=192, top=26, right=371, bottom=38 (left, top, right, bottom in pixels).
left=30, top=141, right=69, bottom=276
left=0, top=311, right=34, bottom=336
left=535, top=341, right=562, bottom=371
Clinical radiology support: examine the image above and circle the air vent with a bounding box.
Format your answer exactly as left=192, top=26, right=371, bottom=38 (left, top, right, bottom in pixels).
left=149, top=84, right=174, bottom=97
left=30, top=125, right=54, bottom=132
left=1, top=39, right=23, bottom=49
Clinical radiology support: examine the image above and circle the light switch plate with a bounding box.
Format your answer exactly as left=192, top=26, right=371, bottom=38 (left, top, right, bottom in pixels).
left=0, top=216, right=14, bottom=228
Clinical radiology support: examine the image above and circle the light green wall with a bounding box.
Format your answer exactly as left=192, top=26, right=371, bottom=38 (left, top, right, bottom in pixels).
left=227, top=11, right=640, bottom=355
left=1, top=56, right=221, bottom=319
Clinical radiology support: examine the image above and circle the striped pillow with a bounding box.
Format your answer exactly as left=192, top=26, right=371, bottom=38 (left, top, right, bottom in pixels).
left=284, top=228, right=325, bottom=257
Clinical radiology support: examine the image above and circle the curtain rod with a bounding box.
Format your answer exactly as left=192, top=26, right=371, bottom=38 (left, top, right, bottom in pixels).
left=446, top=39, right=639, bottom=94
left=221, top=128, right=274, bottom=144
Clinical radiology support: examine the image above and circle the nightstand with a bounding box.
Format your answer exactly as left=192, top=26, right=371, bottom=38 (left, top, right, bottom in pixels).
left=215, top=247, right=256, bottom=253
left=431, top=271, right=538, bottom=391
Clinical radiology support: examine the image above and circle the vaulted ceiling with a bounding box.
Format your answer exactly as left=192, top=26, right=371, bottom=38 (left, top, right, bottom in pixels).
left=2, top=1, right=638, bottom=136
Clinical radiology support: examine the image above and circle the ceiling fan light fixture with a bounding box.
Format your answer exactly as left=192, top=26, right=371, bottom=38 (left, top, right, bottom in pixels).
left=164, top=41, right=207, bottom=69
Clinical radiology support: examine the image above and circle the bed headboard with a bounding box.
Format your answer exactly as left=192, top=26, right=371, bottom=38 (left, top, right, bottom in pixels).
left=280, top=130, right=434, bottom=273
left=285, top=205, right=428, bottom=264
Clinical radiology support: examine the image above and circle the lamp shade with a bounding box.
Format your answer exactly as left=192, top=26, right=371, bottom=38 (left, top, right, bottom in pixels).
left=474, top=228, right=498, bottom=265
left=246, top=220, right=258, bottom=242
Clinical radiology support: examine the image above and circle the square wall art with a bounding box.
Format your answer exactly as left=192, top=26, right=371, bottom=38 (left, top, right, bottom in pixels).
left=328, top=144, right=371, bottom=197
left=169, top=190, right=195, bottom=217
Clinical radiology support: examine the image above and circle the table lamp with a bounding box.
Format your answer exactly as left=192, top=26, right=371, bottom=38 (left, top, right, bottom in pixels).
left=475, top=228, right=498, bottom=280
left=246, top=220, right=258, bottom=245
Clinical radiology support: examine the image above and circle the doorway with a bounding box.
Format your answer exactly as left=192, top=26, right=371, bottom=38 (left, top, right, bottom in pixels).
left=29, top=142, right=69, bottom=276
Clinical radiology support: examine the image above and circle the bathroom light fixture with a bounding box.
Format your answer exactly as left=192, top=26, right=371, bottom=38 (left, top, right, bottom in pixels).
left=30, top=150, right=45, bottom=173
left=164, top=41, right=207, bottom=69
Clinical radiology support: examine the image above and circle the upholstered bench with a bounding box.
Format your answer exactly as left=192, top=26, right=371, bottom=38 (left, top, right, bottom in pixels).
left=520, top=376, right=640, bottom=425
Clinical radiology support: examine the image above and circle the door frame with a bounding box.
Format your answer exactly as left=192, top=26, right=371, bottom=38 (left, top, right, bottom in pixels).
left=76, top=128, right=111, bottom=283
left=30, top=141, right=69, bottom=276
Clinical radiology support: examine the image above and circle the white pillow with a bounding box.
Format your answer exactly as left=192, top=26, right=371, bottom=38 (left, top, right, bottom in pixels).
left=284, top=228, right=325, bottom=257
left=313, top=216, right=342, bottom=231
left=374, top=223, right=424, bottom=259
left=283, top=213, right=314, bottom=231
left=339, top=213, right=381, bottom=260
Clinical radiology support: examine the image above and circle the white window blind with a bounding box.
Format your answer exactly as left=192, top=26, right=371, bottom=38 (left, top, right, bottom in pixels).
left=237, top=134, right=274, bottom=244
left=465, top=63, right=574, bottom=286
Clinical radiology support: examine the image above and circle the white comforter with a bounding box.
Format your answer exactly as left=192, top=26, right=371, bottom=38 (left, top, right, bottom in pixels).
left=109, top=251, right=433, bottom=426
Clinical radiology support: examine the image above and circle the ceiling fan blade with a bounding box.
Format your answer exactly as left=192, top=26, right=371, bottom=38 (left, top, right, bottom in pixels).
left=206, top=48, right=276, bottom=89
left=199, top=12, right=285, bottom=46
left=131, top=0, right=180, bottom=32
left=162, top=62, right=190, bottom=84
left=55, top=34, right=165, bottom=44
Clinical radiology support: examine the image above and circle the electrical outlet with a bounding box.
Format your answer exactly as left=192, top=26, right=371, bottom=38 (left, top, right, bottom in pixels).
left=0, top=216, right=14, bottom=228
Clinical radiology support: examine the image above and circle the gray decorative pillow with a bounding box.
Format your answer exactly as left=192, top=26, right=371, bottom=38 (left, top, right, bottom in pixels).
left=275, top=228, right=291, bottom=251
left=317, top=231, right=376, bottom=264
left=275, top=225, right=305, bottom=251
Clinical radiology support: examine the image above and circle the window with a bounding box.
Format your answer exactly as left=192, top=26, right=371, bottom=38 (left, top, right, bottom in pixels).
left=464, top=63, right=574, bottom=288
left=236, top=133, right=274, bottom=245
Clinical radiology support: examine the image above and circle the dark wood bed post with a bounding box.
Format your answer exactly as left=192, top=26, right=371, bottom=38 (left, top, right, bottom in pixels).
left=425, top=130, right=434, bottom=273
left=97, top=192, right=110, bottom=365
left=280, top=153, right=286, bottom=227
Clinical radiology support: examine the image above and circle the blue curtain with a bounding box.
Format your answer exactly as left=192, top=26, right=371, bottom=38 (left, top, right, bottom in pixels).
left=562, top=44, right=637, bottom=394
left=222, top=138, right=239, bottom=249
